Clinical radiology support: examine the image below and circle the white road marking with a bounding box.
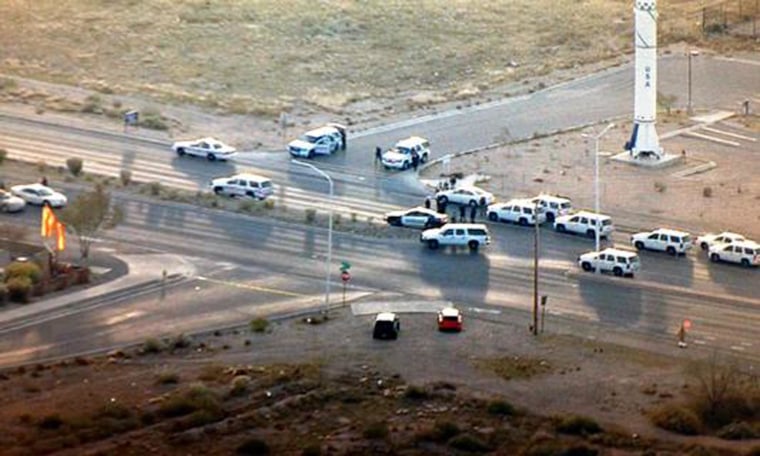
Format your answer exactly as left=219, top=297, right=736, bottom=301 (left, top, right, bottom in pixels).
left=684, top=131, right=740, bottom=147
left=105, top=310, right=146, bottom=326
left=701, top=126, right=757, bottom=141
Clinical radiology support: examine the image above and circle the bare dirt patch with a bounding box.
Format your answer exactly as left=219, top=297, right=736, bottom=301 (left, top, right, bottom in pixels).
left=0, top=309, right=756, bottom=455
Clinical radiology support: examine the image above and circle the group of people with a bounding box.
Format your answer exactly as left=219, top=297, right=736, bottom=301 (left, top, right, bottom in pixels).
left=424, top=194, right=485, bottom=224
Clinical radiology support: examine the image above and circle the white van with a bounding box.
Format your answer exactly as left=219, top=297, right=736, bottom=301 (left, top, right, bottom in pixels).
left=420, top=223, right=491, bottom=251
left=288, top=125, right=345, bottom=158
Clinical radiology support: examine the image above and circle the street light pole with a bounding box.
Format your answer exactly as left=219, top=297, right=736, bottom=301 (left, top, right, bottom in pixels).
left=532, top=200, right=540, bottom=336
left=582, top=123, right=614, bottom=270
left=291, top=159, right=333, bottom=311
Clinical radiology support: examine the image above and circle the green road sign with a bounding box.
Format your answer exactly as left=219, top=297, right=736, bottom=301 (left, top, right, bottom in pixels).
left=339, top=261, right=352, bottom=272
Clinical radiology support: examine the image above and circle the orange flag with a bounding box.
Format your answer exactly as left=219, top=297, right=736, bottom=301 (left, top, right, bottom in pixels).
left=40, top=204, right=66, bottom=251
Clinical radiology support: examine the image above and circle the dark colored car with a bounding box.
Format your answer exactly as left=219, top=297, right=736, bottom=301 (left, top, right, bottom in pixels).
left=373, top=313, right=400, bottom=340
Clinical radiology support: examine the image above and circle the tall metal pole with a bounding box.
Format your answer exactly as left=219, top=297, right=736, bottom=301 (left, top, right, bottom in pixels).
left=532, top=200, right=539, bottom=336
left=292, top=160, right=333, bottom=311
left=583, top=123, right=614, bottom=273
left=687, top=51, right=693, bottom=115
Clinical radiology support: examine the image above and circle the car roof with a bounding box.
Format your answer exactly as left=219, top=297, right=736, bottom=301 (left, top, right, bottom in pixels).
left=533, top=194, right=571, bottom=203
left=651, top=228, right=691, bottom=236
left=439, top=307, right=460, bottom=317
left=395, top=136, right=428, bottom=148
left=439, top=223, right=489, bottom=230
left=728, top=240, right=760, bottom=248
left=288, top=139, right=314, bottom=149
left=230, top=173, right=270, bottom=181
left=569, top=210, right=610, bottom=219
left=504, top=198, right=536, bottom=206
left=375, top=312, right=397, bottom=321
left=599, top=248, right=638, bottom=257
left=305, top=126, right=338, bottom=137
left=16, top=183, right=46, bottom=190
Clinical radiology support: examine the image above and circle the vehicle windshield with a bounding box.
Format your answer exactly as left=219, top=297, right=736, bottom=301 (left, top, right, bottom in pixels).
left=261, top=181, right=272, bottom=188
left=303, top=134, right=321, bottom=144
left=375, top=321, right=395, bottom=330
left=441, top=316, right=459, bottom=322
left=37, top=187, right=53, bottom=196
left=601, top=219, right=612, bottom=226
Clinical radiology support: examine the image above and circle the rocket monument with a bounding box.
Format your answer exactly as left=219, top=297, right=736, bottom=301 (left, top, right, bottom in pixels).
left=625, top=0, right=663, bottom=160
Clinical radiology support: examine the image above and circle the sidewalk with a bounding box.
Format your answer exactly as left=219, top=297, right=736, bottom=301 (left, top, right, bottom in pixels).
left=0, top=253, right=197, bottom=326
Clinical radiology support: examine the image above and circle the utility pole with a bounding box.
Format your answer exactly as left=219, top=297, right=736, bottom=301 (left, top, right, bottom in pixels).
left=532, top=200, right=539, bottom=336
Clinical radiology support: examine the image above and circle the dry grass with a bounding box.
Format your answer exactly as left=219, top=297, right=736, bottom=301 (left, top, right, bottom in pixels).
left=0, top=1, right=712, bottom=116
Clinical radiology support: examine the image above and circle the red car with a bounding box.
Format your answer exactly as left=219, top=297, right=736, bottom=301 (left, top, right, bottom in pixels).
left=437, top=307, right=463, bottom=332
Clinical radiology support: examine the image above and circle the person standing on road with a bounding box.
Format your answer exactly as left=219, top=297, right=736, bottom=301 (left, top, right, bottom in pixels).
left=470, top=204, right=477, bottom=223
left=411, top=152, right=420, bottom=172
left=375, top=146, right=382, bottom=166
left=459, top=205, right=466, bottom=221
left=424, top=195, right=432, bottom=209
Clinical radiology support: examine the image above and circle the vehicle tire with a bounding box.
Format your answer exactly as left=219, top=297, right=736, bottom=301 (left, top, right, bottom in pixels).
left=421, top=153, right=428, bottom=163
left=546, top=213, right=555, bottom=223
left=613, top=267, right=623, bottom=277
left=666, top=246, right=677, bottom=256
left=488, top=212, right=498, bottom=222
left=581, top=262, right=593, bottom=272
left=403, top=161, right=410, bottom=170
left=206, top=153, right=216, bottom=161
left=437, top=196, right=449, bottom=206
left=308, top=150, right=315, bottom=159
left=701, top=242, right=709, bottom=251
left=246, top=191, right=255, bottom=199
left=468, top=240, right=479, bottom=251
left=634, top=241, right=645, bottom=250
left=586, top=229, right=595, bottom=238
left=710, top=253, right=720, bottom=263
left=427, top=239, right=439, bottom=250
left=740, top=258, right=750, bottom=267
left=387, top=217, right=401, bottom=226
left=468, top=200, right=478, bottom=207
left=213, top=187, right=224, bottom=195
left=556, top=224, right=566, bottom=233
left=176, top=148, right=186, bottom=157
left=518, top=218, right=528, bottom=226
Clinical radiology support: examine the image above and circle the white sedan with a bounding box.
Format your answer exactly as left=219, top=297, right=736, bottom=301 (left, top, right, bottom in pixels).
left=384, top=207, right=448, bottom=229
left=696, top=231, right=746, bottom=251
left=435, top=186, right=494, bottom=207
left=172, top=137, right=237, bottom=161
left=10, top=183, right=67, bottom=208
left=0, top=189, right=26, bottom=212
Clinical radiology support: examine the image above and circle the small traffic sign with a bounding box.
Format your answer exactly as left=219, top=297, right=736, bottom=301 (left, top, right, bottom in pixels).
left=340, top=261, right=352, bottom=272
left=683, top=319, right=692, bottom=330
left=341, top=271, right=351, bottom=282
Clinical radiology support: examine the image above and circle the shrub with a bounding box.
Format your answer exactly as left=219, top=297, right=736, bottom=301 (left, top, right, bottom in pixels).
left=362, top=421, right=389, bottom=439
left=431, top=420, right=461, bottom=442
left=649, top=405, right=703, bottom=435
left=264, top=199, right=275, bottom=210
left=120, top=169, right=132, bottom=186
left=301, top=444, right=321, bottom=456
left=5, top=261, right=42, bottom=284
left=333, top=213, right=342, bottom=226
left=716, top=421, right=758, bottom=440
left=703, top=186, right=713, bottom=198
left=404, top=385, right=429, bottom=400
left=142, top=338, right=164, bottom=354
left=38, top=413, right=64, bottom=430
left=147, top=181, right=162, bottom=196
left=239, top=199, right=257, bottom=213
left=250, top=318, right=269, bottom=333
left=66, top=157, right=84, bottom=176
left=156, top=371, right=180, bottom=385
left=562, top=445, right=599, bottom=456
left=487, top=399, right=515, bottom=416
left=654, top=181, right=667, bottom=193
left=230, top=375, right=251, bottom=396
left=170, top=333, right=191, bottom=350
left=96, top=402, right=134, bottom=420
left=0, top=283, right=7, bottom=304
left=305, top=209, right=316, bottom=224
left=236, top=437, right=270, bottom=455
left=6, top=276, right=32, bottom=303
left=138, top=114, right=169, bottom=131
left=0, top=148, right=6, bottom=164
left=448, top=434, right=491, bottom=452
left=555, top=415, right=602, bottom=435
left=158, top=383, right=222, bottom=419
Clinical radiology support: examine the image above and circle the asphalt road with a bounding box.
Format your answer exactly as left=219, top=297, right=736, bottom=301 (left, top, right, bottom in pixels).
left=0, top=198, right=757, bottom=366
left=0, top=52, right=757, bottom=366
